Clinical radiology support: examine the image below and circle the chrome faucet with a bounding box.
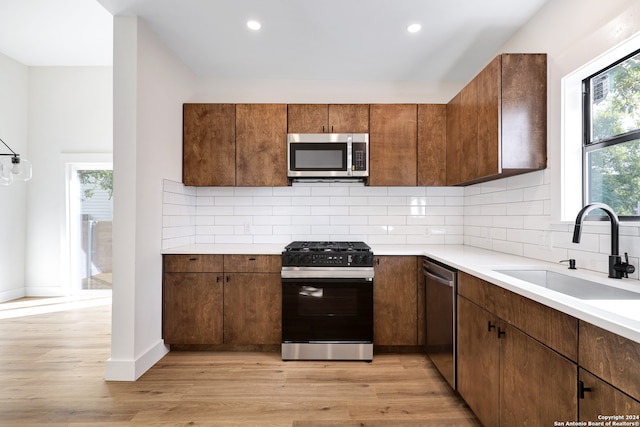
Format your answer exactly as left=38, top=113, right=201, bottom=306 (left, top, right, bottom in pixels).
left=572, top=202, right=635, bottom=279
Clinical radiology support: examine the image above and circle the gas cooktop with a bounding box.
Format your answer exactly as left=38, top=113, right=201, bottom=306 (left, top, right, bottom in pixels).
left=282, top=241, right=373, bottom=267
left=284, top=241, right=371, bottom=253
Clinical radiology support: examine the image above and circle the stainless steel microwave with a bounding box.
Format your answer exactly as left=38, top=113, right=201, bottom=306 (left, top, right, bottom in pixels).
left=287, top=133, right=369, bottom=180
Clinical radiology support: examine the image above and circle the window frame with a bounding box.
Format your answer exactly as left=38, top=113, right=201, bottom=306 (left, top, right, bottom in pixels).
left=581, top=47, right=640, bottom=221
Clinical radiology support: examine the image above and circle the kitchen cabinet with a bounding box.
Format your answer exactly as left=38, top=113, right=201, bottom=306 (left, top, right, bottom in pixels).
left=223, top=255, right=281, bottom=345
left=162, top=254, right=281, bottom=346
left=373, top=256, right=419, bottom=346
left=235, top=103, right=288, bottom=186
left=417, top=104, right=447, bottom=186
left=447, top=54, right=547, bottom=185
left=287, top=104, right=369, bottom=133
left=369, top=104, right=418, bottom=186
left=163, top=255, right=224, bottom=344
left=579, top=321, right=640, bottom=408
left=183, top=104, right=236, bottom=186
left=445, top=93, right=462, bottom=185
left=457, top=272, right=578, bottom=426
left=579, top=368, right=640, bottom=421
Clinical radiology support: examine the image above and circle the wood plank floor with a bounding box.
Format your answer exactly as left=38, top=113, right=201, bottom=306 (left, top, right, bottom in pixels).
left=0, top=297, right=479, bottom=426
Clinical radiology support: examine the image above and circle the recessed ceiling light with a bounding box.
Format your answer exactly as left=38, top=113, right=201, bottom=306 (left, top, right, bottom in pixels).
left=247, top=20, right=261, bottom=31
left=407, top=23, right=422, bottom=33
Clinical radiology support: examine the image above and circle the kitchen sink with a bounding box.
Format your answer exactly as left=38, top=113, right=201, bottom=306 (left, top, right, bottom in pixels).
left=493, top=269, right=640, bottom=300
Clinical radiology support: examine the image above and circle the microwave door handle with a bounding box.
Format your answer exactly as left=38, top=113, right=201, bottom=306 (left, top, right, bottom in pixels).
left=347, top=136, right=353, bottom=175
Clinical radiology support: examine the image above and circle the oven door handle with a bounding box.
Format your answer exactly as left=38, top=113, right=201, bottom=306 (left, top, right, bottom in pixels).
left=423, top=269, right=454, bottom=287
left=282, top=277, right=373, bottom=285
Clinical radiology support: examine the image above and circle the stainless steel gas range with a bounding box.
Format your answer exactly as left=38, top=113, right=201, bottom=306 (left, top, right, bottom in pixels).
left=281, top=241, right=374, bottom=361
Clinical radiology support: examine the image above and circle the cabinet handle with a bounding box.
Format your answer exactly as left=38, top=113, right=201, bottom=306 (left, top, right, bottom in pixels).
left=578, top=381, right=592, bottom=399
left=226, top=276, right=230, bottom=283
left=488, top=321, right=496, bottom=332
left=497, top=327, right=506, bottom=338
left=189, top=257, right=197, bottom=261
left=322, top=125, right=325, bottom=133
left=249, top=257, right=256, bottom=261
left=216, top=276, right=220, bottom=283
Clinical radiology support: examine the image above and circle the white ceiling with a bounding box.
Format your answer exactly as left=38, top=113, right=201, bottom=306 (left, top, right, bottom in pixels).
left=0, top=0, right=551, bottom=83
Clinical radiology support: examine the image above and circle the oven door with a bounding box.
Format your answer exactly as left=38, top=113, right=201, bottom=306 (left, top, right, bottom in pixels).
left=282, top=277, right=373, bottom=343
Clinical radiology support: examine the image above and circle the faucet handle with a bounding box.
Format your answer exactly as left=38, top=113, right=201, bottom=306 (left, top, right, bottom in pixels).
left=560, top=259, right=576, bottom=270
left=624, top=253, right=635, bottom=278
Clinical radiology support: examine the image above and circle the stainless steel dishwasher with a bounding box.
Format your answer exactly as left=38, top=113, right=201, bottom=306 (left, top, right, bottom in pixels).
left=423, top=257, right=457, bottom=390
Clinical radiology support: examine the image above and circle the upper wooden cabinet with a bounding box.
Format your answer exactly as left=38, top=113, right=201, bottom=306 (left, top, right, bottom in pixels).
left=235, top=104, right=288, bottom=186
left=417, top=104, right=447, bottom=186
left=369, top=104, right=418, bottom=186
left=287, top=104, right=369, bottom=133
left=447, top=54, right=547, bottom=185
left=183, top=104, right=236, bottom=186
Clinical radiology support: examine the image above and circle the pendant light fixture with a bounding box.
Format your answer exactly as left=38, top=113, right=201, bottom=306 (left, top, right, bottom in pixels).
left=0, top=137, right=32, bottom=186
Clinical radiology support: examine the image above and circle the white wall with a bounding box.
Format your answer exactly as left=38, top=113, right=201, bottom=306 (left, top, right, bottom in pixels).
left=0, top=52, right=29, bottom=302
left=25, top=67, right=113, bottom=296
left=107, top=16, right=197, bottom=381
left=463, top=0, right=640, bottom=281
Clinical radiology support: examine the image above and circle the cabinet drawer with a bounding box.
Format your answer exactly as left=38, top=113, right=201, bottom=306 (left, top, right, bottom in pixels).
left=223, top=254, right=281, bottom=273
left=500, top=291, right=578, bottom=362
left=579, top=321, right=640, bottom=402
left=458, top=271, right=504, bottom=314
left=163, top=254, right=223, bottom=272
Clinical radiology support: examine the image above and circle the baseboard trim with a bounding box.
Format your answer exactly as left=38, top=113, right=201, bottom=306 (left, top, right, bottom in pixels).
left=105, top=340, right=169, bottom=381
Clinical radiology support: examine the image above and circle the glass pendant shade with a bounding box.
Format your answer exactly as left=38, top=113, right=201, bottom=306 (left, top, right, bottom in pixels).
left=11, top=157, right=32, bottom=181
left=0, top=159, right=13, bottom=186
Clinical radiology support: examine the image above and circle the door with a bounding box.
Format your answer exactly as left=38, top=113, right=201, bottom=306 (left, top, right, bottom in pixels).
left=457, top=297, right=499, bottom=427
left=67, top=162, right=113, bottom=294
left=282, top=278, right=374, bottom=343
left=579, top=368, right=640, bottom=421
left=224, top=273, right=281, bottom=345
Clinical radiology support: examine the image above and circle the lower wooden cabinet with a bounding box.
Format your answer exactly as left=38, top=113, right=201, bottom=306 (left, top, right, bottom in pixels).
left=458, top=295, right=578, bottom=426
left=579, top=368, right=640, bottom=421
left=162, top=254, right=281, bottom=346
left=163, top=272, right=223, bottom=345
left=223, top=273, right=281, bottom=345
left=373, top=256, right=418, bottom=345
left=457, top=296, right=500, bottom=426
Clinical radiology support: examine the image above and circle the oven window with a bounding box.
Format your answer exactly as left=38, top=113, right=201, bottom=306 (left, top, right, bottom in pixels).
left=290, top=143, right=347, bottom=170
left=298, top=286, right=358, bottom=316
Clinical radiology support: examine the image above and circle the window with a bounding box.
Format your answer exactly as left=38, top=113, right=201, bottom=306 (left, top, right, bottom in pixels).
left=583, top=49, right=640, bottom=218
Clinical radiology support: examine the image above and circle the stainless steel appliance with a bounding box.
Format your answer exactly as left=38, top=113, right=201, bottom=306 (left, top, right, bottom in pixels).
left=281, top=241, right=374, bottom=361
left=287, top=133, right=369, bottom=181
left=423, top=257, right=458, bottom=389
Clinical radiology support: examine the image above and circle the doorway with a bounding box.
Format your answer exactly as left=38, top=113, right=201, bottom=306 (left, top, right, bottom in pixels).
left=67, top=163, right=113, bottom=294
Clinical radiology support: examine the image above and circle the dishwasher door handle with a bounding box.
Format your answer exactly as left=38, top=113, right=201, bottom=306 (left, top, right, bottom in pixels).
left=423, top=269, right=454, bottom=287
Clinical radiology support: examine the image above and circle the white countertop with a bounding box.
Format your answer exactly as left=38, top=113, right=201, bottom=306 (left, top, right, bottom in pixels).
left=163, top=243, right=640, bottom=344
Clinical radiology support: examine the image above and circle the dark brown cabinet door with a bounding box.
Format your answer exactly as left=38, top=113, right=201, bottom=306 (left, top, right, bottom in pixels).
left=373, top=256, right=418, bottom=345
left=417, top=104, right=447, bottom=186
left=236, top=104, right=287, bottom=186
left=476, top=56, right=501, bottom=179
left=369, top=104, right=417, bottom=186
left=579, top=368, right=640, bottom=421
left=457, top=296, right=499, bottom=427
left=500, top=323, right=577, bottom=426
left=183, top=104, right=236, bottom=186
left=163, top=272, right=223, bottom=345
left=446, top=93, right=462, bottom=186
left=329, top=104, right=369, bottom=133
left=223, top=273, right=281, bottom=345
left=459, top=77, right=478, bottom=183
left=287, top=104, right=328, bottom=133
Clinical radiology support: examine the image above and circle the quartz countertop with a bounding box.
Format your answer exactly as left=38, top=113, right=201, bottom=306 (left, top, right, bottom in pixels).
left=162, top=243, right=640, bottom=344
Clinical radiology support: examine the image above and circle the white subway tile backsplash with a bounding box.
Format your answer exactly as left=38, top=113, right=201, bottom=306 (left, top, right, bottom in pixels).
left=161, top=178, right=640, bottom=284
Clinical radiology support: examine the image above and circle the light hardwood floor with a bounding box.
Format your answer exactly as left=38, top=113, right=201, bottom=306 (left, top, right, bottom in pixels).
left=0, top=297, right=479, bottom=426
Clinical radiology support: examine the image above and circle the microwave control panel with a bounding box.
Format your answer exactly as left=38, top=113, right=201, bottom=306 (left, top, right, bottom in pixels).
left=352, top=142, right=367, bottom=171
